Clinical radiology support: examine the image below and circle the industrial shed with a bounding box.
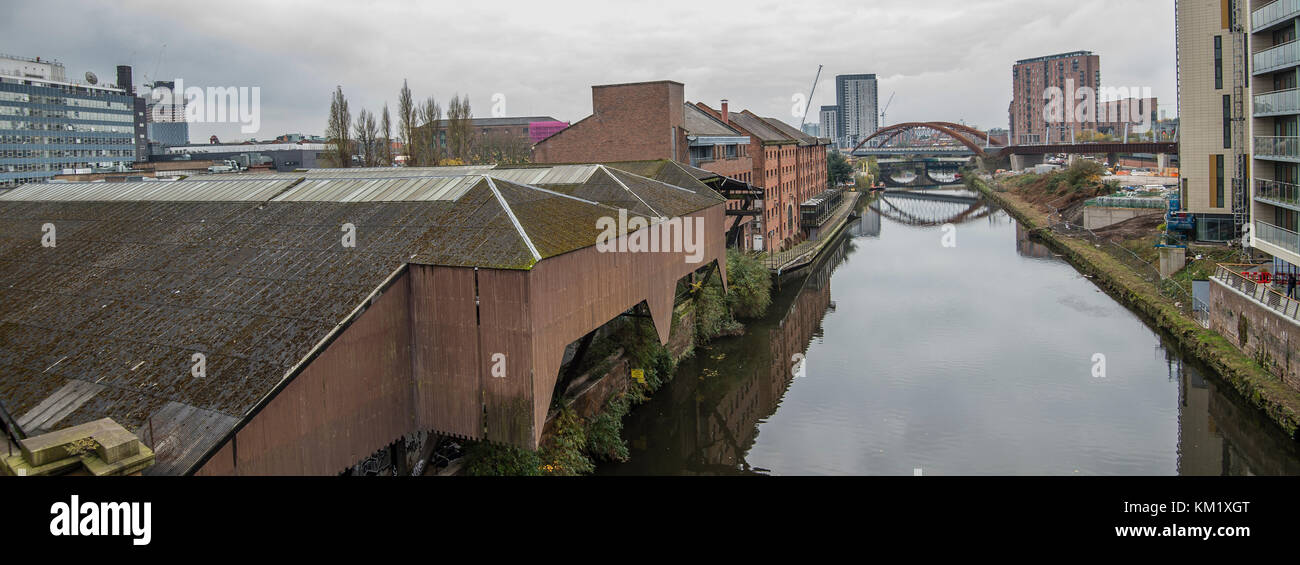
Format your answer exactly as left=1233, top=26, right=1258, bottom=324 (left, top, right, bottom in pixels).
left=0, top=161, right=727, bottom=475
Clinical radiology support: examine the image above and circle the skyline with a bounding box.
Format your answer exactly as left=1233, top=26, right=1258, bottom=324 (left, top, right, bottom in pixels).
left=3, top=0, right=1177, bottom=142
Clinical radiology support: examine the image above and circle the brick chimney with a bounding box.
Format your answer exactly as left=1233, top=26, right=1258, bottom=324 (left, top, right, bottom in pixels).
left=721, top=99, right=729, bottom=124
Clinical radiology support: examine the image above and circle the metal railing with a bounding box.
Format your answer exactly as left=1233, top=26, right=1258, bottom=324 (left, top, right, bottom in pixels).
left=1213, top=263, right=1300, bottom=322
left=1255, top=178, right=1300, bottom=207
left=1254, top=88, right=1300, bottom=116
left=1255, top=39, right=1300, bottom=75
left=1254, top=135, right=1300, bottom=158
left=1255, top=220, right=1300, bottom=255
left=1192, top=295, right=1211, bottom=328
left=1253, top=0, right=1300, bottom=32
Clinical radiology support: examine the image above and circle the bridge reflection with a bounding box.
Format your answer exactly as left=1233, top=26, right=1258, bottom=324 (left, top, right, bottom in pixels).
left=869, top=189, right=992, bottom=227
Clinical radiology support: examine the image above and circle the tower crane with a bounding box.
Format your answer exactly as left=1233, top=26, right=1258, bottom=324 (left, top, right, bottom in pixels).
left=879, top=91, right=896, bottom=128
left=799, top=64, right=823, bottom=131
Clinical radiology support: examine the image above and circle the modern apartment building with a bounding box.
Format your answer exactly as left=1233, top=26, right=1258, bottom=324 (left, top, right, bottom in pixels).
left=144, top=79, right=190, bottom=149
left=1249, top=0, right=1300, bottom=271
left=1010, top=51, right=1101, bottom=144
left=819, top=105, right=839, bottom=146
left=834, top=74, right=878, bottom=149
left=1177, top=2, right=1246, bottom=242
left=0, top=54, right=142, bottom=189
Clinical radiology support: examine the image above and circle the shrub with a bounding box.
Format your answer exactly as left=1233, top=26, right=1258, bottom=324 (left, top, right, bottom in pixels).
left=585, top=396, right=631, bottom=462
left=538, top=408, right=594, bottom=475
left=724, top=249, right=772, bottom=319
left=463, top=442, right=543, bottom=476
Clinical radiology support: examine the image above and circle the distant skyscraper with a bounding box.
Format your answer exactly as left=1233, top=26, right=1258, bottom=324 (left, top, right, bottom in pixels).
left=835, top=74, right=878, bottom=148
left=144, top=80, right=190, bottom=148
left=819, top=105, right=839, bottom=144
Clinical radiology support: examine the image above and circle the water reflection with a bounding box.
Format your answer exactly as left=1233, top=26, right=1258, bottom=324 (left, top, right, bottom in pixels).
left=602, top=195, right=1300, bottom=476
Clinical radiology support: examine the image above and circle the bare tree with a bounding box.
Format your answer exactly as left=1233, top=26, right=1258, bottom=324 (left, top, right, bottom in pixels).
left=379, top=103, right=393, bottom=166
left=474, top=129, right=531, bottom=165
left=324, top=85, right=351, bottom=168
left=397, top=80, right=416, bottom=166
left=446, top=94, right=473, bottom=163
left=418, top=96, right=442, bottom=166
left=354, top=109, right=379, bottom=167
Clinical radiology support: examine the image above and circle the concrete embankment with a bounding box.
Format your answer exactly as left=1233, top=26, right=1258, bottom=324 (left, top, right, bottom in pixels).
left=972, top=176, right=1300, bottom=439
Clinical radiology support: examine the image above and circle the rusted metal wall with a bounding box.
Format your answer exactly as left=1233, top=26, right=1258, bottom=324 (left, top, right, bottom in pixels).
left=476, top=268, right=535, bottom=445
left=525, top=206, right=727, bottom=441
left=198, top=274, right=413, bottom=475
left=196, top=204, right=728, bottom=471
left=410, top=265, right=481, bottom=439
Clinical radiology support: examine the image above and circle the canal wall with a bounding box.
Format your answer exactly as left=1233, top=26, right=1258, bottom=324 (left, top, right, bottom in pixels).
left=972, top=176, right=1300, bottom=439
left=1207, top=279, right=1300, bottom=393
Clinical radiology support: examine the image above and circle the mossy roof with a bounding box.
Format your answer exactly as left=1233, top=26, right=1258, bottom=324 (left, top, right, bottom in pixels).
left=0, top=165, right=720, bottom=474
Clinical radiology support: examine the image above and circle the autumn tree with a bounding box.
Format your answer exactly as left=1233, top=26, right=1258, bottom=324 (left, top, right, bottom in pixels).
left=324, top=86, right=351, bottom=168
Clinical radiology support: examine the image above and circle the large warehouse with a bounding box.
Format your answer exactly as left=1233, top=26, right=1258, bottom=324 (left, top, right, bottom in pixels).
left=0, top=161, right=727, bottom=475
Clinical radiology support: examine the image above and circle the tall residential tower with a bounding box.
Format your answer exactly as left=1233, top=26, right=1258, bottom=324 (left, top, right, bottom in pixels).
left=835, top=74, right=878, bottom=149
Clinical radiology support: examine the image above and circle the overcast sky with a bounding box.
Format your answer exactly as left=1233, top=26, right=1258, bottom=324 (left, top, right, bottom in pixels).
left=4, top=0, right=1176, bottom=142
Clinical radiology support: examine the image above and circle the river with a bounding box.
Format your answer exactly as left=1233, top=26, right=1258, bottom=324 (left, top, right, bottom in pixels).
left=599, top=189, right=1300, bottom=476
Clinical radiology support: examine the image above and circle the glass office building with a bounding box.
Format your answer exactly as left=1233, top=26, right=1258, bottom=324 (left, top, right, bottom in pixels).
left=0, top=55, right=139, bottom=189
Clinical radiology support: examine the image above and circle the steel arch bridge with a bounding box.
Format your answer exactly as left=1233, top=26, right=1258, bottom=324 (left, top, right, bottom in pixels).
left=869, top=190, right=993, bottom=227
left=851, top=122, right=1003, bottom=158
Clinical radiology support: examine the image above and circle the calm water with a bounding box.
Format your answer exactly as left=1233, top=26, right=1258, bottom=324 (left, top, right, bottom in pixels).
left=601, top=190, right=1300, bottom=476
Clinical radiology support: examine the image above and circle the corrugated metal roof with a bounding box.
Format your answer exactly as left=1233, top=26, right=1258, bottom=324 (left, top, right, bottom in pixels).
left=272, top=176, right=481, bottom=202
left=0, top=178, right=299, bottom=202
left=0, top=159, right=726, bottom=474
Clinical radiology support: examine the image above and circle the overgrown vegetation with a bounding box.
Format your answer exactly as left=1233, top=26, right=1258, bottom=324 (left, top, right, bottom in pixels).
left=538, top=408, right=594, bottom=475
left=463, top=248, right=776, bottom=475
left=694, top=249, right=772, bottom=343
left=585, top=395, right=632, bottom=462
left=463, top=443, right=543, bottom=476
left=1002, top=160, right=1115, bottom=209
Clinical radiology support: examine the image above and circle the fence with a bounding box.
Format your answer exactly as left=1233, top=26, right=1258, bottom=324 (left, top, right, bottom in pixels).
left=1213, top=263, right=1300, bottom=322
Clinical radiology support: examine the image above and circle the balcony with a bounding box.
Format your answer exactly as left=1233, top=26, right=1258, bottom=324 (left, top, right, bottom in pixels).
left=1253, top=0, right=1300, bottom=33
left=1256, top=220, right=1300, bottom=256
left=1254, top=135, right=1300, bottom=160
left=1255, top=88, right=1300, bottom=117
left=1256, top=179, right=1300, bottom=211
left=1254, top=39, right=1300, bottom=75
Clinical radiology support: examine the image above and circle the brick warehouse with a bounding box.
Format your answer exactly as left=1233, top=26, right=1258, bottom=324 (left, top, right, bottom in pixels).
left=532, top=80, right=830, bottom=252
left=0, top=162, right=728, bottom=475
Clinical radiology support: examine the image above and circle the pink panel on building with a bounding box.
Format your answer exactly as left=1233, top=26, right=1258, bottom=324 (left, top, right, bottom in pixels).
left=529, top=121, right=569, bottom=143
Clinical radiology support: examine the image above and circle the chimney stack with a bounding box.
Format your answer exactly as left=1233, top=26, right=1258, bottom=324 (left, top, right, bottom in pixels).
left=721, top=99, right=729, bottom=124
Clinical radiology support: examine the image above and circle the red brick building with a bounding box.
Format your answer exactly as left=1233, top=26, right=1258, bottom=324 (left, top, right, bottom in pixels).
left=694, top=103, right=829, bottom=251
left=1010, top=51, right=1101, bottom=144
left=533, top=80, right=830, bottom=252
left=532, top=80, right=689, bottom=164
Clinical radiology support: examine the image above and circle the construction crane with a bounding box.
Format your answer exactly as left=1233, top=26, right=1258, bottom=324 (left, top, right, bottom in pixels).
left=799, top=64, right=823, bottom=130
left=879, top=91, right=896, bottom=128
